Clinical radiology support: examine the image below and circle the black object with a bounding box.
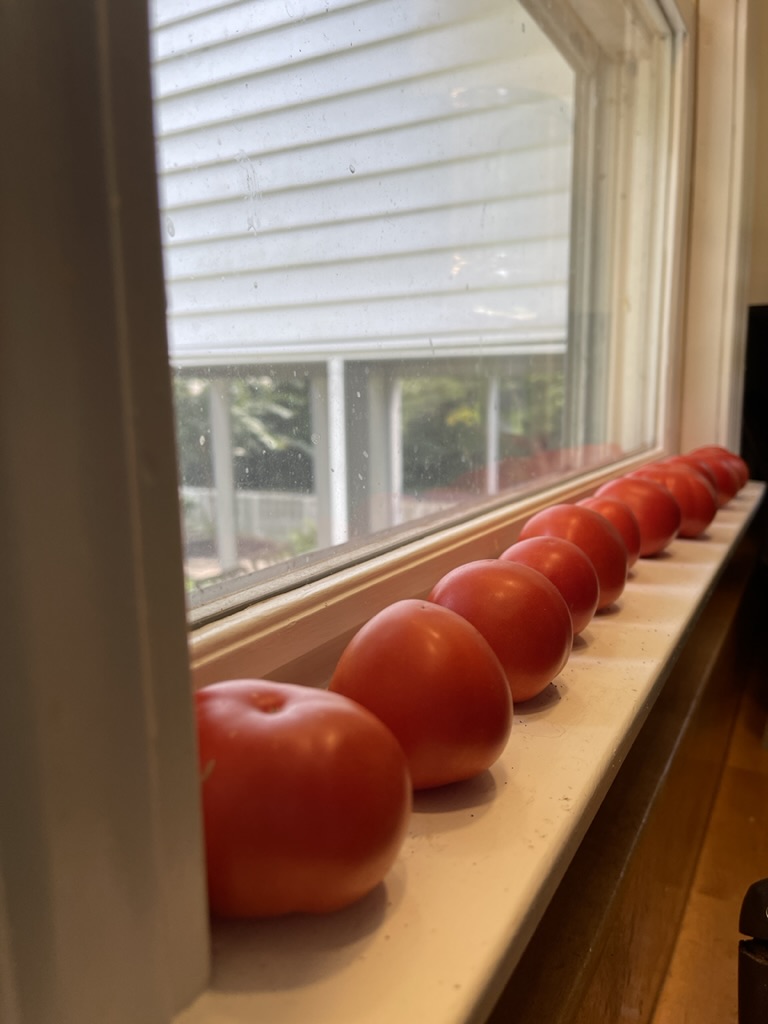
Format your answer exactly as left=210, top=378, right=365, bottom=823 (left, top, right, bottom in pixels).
left=741, top=306, right=768, bottom=484
left=739, top=879, right=768, bottom=1023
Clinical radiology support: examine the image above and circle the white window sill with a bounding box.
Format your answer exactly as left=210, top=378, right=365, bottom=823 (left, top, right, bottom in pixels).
left=175, top=481, right=765, bottom=1024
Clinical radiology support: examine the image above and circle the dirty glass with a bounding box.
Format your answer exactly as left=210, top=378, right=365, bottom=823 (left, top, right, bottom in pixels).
left=149, top=0, right=674, bottom=613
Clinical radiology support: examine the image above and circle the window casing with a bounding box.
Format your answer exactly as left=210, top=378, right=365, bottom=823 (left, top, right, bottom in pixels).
left=2, top=0, right=758, bottom=1020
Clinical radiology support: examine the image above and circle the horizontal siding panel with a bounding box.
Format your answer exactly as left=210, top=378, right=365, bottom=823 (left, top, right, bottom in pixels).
left=165, top=283, right=568, bottom=350
left=159, top=91, right=567, bottom=185
left=150, top=0, right=238, bottom=31
left=156, top=60, right=570, bottom=150
left=151, top=0, right=366, bottom=58
left=162, top=193, right=571, bottom=278
left=153, top=5, right=489, bottom=102
left=152, top=14, right=570, bottom=132
left=157, top=107, right=571, bottom=208
left=152, top=3, right=488, bottom=102
left=170, top=334, right=567, bottom=365
left=151, top=0, right=574, bottom=366
left=165, top=238, right=570, bottom=312
left=159, top=145, right=572, bottom=245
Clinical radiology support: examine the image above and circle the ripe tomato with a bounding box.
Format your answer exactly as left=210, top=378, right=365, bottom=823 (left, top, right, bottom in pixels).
left=682, top=446, right=744, bottom=503
left=577, top=495, right=642, bottom=569
left=499, top=535, right=599, bottom=635
left=195, top=679, right=412, bottom=917
left=428, top=559, right=573, bottom=703
left=595, top=476, right=681, bottom=556
left=664, top=454, right=720, bottom=494
left=329, top=600, right=512, bottom=789
left=677, top=456, right=737, bottom=506
left=630, top=463, right=717, bottom=538
left=689, top=445, right=749, bottom=489
left=518, top=503, right=628, bottom=610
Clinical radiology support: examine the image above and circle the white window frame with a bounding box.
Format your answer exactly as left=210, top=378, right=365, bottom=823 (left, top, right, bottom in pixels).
left=0, top=0, right=755, bottom=1020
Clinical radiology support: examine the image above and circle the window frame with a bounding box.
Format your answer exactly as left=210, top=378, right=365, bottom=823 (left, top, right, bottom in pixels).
left=186, top=0, right=697, bottom=688
left=0, top=0, right=757, bottom=1020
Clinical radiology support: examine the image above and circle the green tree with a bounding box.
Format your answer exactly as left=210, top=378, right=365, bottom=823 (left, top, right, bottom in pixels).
left=401, top=376, right=486, bottom=494
left=172, top=371, right=313, bottom=492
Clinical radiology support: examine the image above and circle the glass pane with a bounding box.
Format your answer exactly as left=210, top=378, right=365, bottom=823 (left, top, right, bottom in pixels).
left=149, top=0, right=674, bottom=612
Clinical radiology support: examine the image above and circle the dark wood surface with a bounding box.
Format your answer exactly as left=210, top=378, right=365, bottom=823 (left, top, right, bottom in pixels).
left=651, top=585, right=768, bottom=1024
left=485, top=509, right=767, bottom=1024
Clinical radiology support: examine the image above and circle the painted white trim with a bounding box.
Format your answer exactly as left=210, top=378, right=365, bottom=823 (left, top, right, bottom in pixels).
left=210, top=378, right=239, bottom=570
left=680, top=0, right=753, bottom=450
left=0, top=0, right=209, bottom=1019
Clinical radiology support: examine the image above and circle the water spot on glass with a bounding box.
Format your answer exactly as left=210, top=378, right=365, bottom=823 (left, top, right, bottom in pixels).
left=165, top=216, right=175, bottom=238
left=253, top=281, right=259, bottom=289
left=349, top=163, right=356, bottom=174
left=311, top=433, right=321, bottom=445
left=362, top=450, right=369, bottom=459
left=357, top=473, right=363, bottom=481
left=356, top=391, right=361, bottom=398
left=199, top=435, right=206, bottom=447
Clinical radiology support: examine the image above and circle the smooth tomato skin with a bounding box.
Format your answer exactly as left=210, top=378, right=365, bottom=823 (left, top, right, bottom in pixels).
left=683, top=448, right=743, bottom=503
left=689, top=445, right=749, bottom=489
left=664, top=454, right=720, bottom=494
left=630, top=463, right=717, bottom=538
left=577, top=496, right=642, bottom=569
left=329, top=600, right=512, bottom=789
left=428, top=559, right=573, bottom=704
left=518, top=504, right=628, bottom=610
left=196, top=679, right=412, bottom=918
left=499, top=536, right=599, bottom=635
left=595, top=477, right=681, bottom=556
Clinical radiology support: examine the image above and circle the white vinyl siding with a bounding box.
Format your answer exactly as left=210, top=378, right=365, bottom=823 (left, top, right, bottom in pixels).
left=150, top=0, right=574, bottom=366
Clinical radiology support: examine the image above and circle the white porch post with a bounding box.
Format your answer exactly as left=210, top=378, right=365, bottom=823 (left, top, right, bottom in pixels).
left=327, top=357, right=350, bottom=545
left=209, top=378, right=239, bottom=571
left=389, top=376, right=404, bottom=525
left=486, top=374, right=501, bottom=495
left=310, top=362, right=350, bottom=548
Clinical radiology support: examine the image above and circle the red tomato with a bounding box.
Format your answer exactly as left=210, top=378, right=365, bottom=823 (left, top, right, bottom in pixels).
left=681, top=456, right=738, bottom=506
left=684, top=446, right=745, bottom=502
left=195, top=679, right=412, bottom=917
left=665, top=454, right=720, bottom=493
left=595, top=476, right=681, bottom=556
left=499, top=536, right=599, bottom=635
left=577, top=495, right=642, bottom=569
left=518, top=503, right=628, bottom=610
left=630, top=463, right=717, bottom=538
left=689, top=445, right=749, bottom=489
left=428, top=559, right=573, bottom=703
left=329, top=600, right=512, bottom=789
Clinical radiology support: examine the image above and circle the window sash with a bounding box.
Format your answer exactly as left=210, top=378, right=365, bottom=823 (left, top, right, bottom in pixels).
left=1, top=0, right=756, bottom=1020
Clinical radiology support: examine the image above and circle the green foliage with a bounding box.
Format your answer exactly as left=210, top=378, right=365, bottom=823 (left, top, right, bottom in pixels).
left=399, top=360, right=564, bottom=494
left=173, top=371, right=313, bottom=492
left=172, top=359, right=565, bottom=502
left=229, top=374, right=313, bottom=492
left=173, top=376, right=212, bottom=487
left=500, top=364, right=565, bottom=457
left=401, top=376, right=486, bottom=493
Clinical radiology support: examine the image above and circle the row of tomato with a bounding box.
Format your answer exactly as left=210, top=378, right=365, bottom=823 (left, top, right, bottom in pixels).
left=194, top=445, right=749, bottom=918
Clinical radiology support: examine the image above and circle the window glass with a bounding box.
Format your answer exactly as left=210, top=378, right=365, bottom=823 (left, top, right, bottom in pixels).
left=149, top=0, right=674, bottom=612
